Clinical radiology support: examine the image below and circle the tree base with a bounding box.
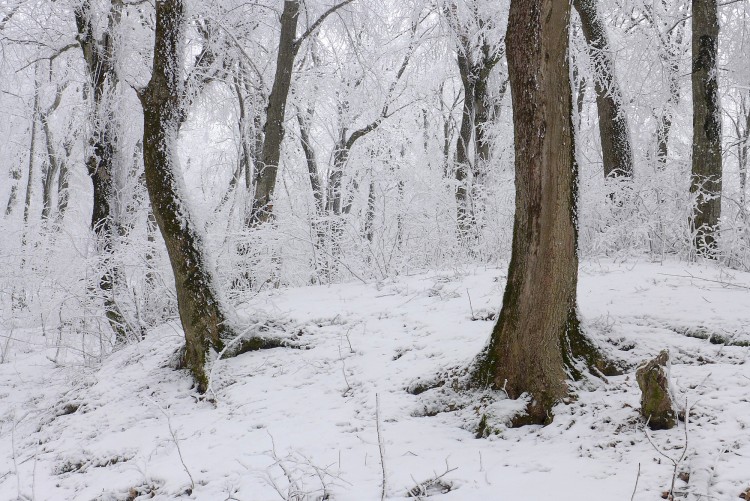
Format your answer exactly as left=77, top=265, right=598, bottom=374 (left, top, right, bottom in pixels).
left=470, top=315, right=620, bottom=427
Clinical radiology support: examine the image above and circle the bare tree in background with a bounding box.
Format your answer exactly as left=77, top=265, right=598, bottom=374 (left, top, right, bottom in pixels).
left=690, top=0, right=722, bottom=254
left=573, top=0, right=633, bottom=179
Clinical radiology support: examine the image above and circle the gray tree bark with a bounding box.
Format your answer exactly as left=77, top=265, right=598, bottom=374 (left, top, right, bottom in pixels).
left=690, top=0, right=722, bottom=253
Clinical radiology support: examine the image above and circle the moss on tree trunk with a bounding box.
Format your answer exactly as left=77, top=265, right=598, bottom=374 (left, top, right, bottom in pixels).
left=471, top=0, right=615, bottom=426
left=139, top=0, right=232, bottom=393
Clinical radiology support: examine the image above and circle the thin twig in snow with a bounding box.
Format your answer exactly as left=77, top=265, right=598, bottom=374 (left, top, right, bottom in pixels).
left=631, top=463, right=641, bottom=501
left=376, top=393, right=387, bottom=501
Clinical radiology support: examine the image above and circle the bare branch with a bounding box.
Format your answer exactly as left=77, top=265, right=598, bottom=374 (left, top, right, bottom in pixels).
left=294, top=0, right=356, bottom=49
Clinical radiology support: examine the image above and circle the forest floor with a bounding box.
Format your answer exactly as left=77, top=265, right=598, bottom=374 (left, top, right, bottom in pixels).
left=1, top=259, right=750, bottom=500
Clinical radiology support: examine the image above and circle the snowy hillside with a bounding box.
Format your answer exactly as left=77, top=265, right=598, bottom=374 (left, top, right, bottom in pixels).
left=2, top=259, right=749, bottom=500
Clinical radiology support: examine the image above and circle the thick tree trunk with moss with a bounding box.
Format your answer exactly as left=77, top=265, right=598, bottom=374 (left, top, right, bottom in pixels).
left=690, top=0, right=722, bottom=254
left=573, top=0, right=633, bottom=179
left=473, top=0, right=611, bottom=425
left=139, top=0, right=231, bottom=392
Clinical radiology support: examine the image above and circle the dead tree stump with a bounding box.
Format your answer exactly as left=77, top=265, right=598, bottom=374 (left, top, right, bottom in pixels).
left=636, top=350, right=677, bottom=430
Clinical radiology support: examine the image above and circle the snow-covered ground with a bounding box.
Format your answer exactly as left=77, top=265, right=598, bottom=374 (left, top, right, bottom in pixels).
left=1, top=259, right=749, bottom=500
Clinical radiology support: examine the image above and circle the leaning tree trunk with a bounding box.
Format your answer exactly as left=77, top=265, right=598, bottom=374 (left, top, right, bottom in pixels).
left=139, top=0, right=233, bottom=392
left=573, top=0, right=633, bottom=179
left=250, top=0, right=299, bottom=226
left=473, top=0, right=611, bottom=425
left=690, top=0, right=722, bottom=254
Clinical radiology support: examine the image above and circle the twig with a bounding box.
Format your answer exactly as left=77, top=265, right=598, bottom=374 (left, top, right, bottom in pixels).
left=631, top=463, right=641, bottom=501
left=643, top=399, right=691, bottom=501
left=376, top=393, right=387, bottom=501
left=407, top=459, right=457, bottom=499
left=338, top=343, right=352, bottom=396
left=466, top=289, right=475, bottom=319
left=657, top=272, right=750, bottom=290
left=148, top=398, right=195, bottom=492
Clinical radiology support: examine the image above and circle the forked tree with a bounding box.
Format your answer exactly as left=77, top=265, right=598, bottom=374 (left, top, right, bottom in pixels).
left=472, top=0, right=613, bottom=425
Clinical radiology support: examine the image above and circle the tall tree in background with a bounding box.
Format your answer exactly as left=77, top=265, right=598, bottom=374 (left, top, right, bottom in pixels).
left=75, top=0, right=134, bottom=341
left=573, top=0, right=633, bottom=179
left=690, top=0, right=722, bottom=253
left=444, top=1, right=506, bottom=238
left=473, top=0, right=611, bottom=424
left=250, top=0, right=355, bottom=226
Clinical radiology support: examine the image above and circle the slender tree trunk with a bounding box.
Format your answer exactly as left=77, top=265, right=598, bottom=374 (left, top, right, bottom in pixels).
left=250, top=0, right=300, bottom=225
left=5, top=157, right=22, bottom=217
left=739, top=100, right=750, bottom=214
left=454, top=59, right=475, bottom=239
left=139, top=0, right=233, bottom=392
left=365, top=178, right=376, bottom=243
left=573, top=0, right=633, bottom=179
left=474, top=76, right=508, bottom=177
left=55, top=140, right=72, bottom=225
left=655, top=24, right=685, bottom=168
left=22, top=64, right=41, bottom=233
left=473, top=0, right=611, bottom=425
left=690, top=0, right=722, bottom=253
left=40, top=84, right=66, bottom=224
left=41, top=118, right=60, bottom=224
left=297, top=109, right=324, bottom=214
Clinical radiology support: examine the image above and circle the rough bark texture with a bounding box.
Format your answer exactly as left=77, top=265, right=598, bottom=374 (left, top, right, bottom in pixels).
left=473, top=0, right=611, bottom=425
left=139, top=0, right=231, bottom=392
left=636, top=350, right=677, bottom=430
left=573, top=0, right=633, bottom=179
left=690, top=0, right=722, bottom=254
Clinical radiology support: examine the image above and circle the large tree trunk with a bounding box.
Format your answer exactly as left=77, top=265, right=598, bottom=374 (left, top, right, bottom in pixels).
left=139, top=0, right=233, bottom=392
left=473, top=0, right=610, bottom=425
left=250, top=0, right=300, bottom=226
left=573, top=0, right=633, bottom=179
left=690, top=0, right=722, bottom=254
